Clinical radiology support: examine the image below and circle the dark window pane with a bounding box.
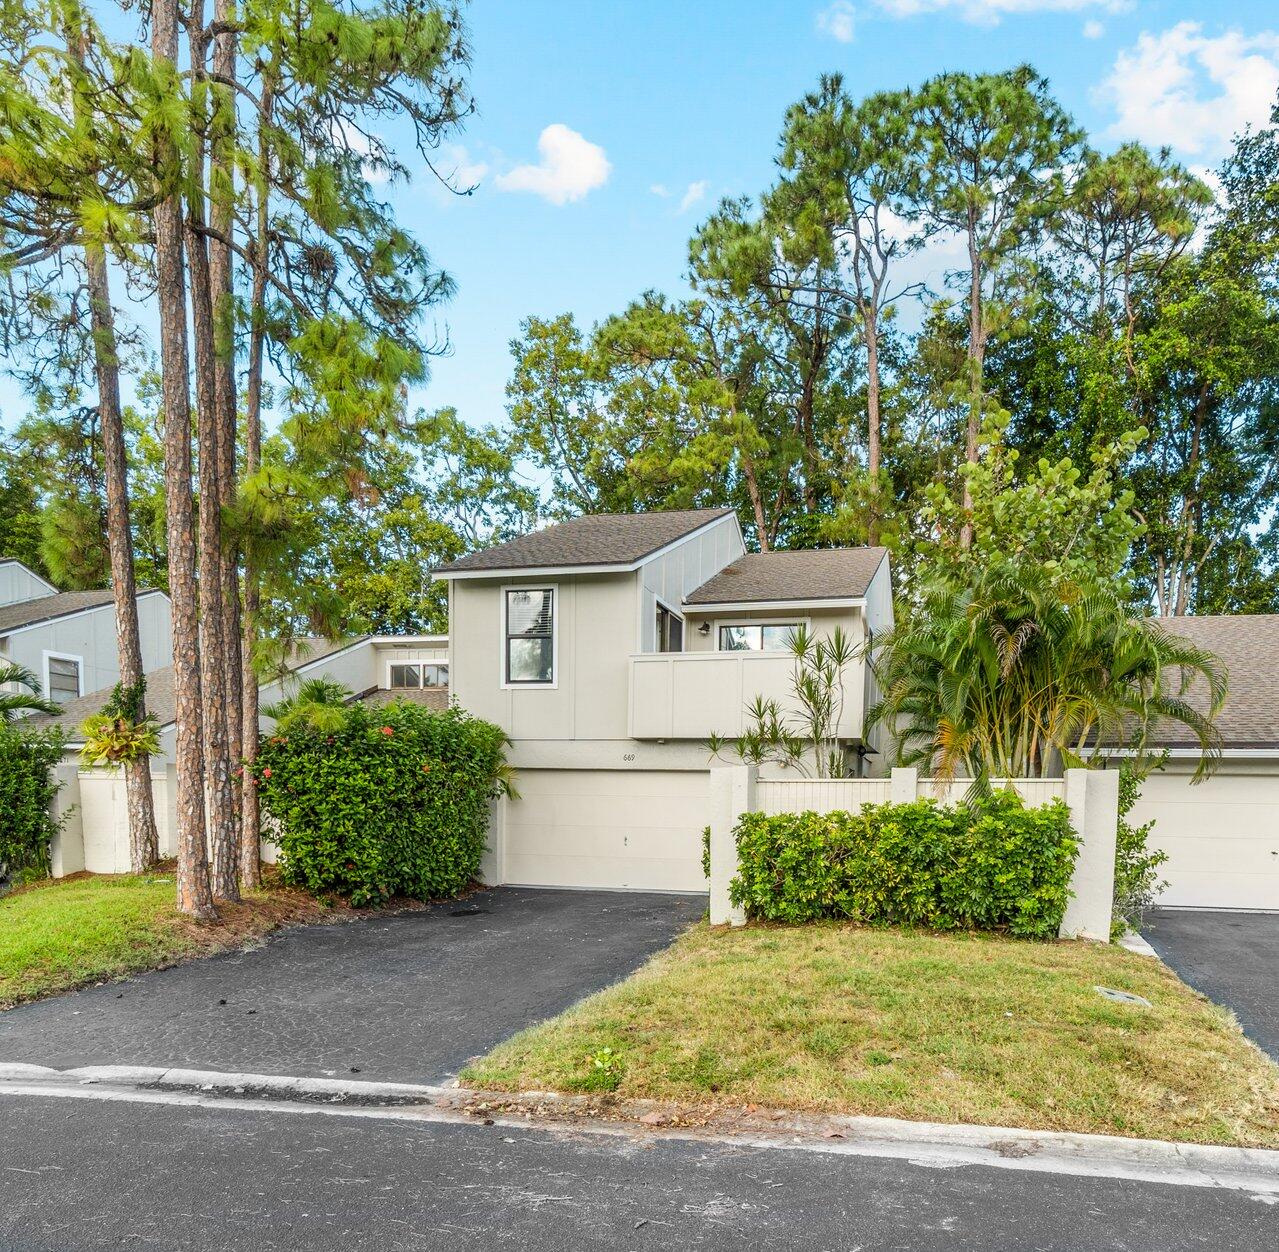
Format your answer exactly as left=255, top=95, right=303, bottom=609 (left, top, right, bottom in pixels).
left=390, top=664, right=421, bottom=688
left=422, top=664, right=449, bottom=688
left=47, top=657, right=80, bottom=700
left=668, top=615, right=683, bottom=652
left=508, top=636, right=553, bottom=683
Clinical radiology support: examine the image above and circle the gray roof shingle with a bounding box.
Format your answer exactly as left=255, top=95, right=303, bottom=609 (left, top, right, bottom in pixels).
left=684, top=548, right=888, bottom=607
left=434, top=509, right=735, bottom=575
left=1149, top=614, right=1279, bottom=750
left=0, top=589, right=118, bottom=635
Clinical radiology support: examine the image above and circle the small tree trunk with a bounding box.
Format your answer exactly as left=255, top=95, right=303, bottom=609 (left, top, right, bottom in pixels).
left=153, top=0, right=217, bottom=922
left=960, top=229, right=984, bottom=550
left=864, top=303, right=882, bottom=546
left=69, top=16, right=159, bottom=872
left=209, top=0, right=244, bottom=865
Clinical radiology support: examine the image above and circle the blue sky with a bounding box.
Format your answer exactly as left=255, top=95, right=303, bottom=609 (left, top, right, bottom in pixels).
left=4, top=1, right=1279, bottom=435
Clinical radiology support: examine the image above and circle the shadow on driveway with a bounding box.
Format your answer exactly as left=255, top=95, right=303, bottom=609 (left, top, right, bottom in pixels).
left=1143, top=908, right=1279, bottom=1061
left=0, top=887, right=706, bottom=1083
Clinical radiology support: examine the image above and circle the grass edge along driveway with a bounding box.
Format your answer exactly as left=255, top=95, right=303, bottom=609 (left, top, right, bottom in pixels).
left=0, top=870, right=346, bottom=1009
left=463, top=921, right=1279, bottom=1149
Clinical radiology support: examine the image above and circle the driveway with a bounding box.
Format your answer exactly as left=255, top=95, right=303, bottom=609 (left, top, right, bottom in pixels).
left=0, top=886, right=705, bottom=1082
left=1143, top=908, right=1279, bottom=1060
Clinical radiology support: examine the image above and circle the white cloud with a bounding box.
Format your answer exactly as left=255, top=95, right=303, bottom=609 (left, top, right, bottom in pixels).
left=870, top=0, right=1127, bottom=26
left=439, top=143, right=488, bottom=189
left=493, top=124, right=611, bottom=205
left=1082, top=19, right=1104, bottom=39
left=650, top=183, right=671, bottom=198
left=1100, top=22, right=1279, bottom=158
left=817, top=1, right=856, bottom=43
left=678, top=180, right=709, bottom=213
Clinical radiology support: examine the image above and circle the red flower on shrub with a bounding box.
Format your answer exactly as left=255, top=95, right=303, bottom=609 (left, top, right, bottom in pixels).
left=421, top=763, right=432, bottom=773
left=262, top=767, right=272, bottom=780
left=380, top=726, right=394, bottom=736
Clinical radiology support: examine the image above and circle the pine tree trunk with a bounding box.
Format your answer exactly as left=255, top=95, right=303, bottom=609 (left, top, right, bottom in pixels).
left=864, top=303, right=882, bottom=547
left=238, top=80, right=273, bottom=893
left=68, top=15, right=160, bottom=872
left=186, top=105, right=239, bottom=903
left=960, top=225, right=984, bottom=550
left=209, top=0, right=244, bottom=873
left=85, top=245, right=161, bottom=872
left=152, top=0, right=217, bottom=922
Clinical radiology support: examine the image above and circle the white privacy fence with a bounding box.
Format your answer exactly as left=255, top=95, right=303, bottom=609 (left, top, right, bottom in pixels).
left=756, top=774, right=1065, bottom=815
left=712, top=766, right=1116, bottom=942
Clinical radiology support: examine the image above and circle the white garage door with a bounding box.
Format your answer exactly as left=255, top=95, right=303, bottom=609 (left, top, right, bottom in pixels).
left=1134, top=770, right=1279, bottom=910
left=503, top=769, right=710, bottom=892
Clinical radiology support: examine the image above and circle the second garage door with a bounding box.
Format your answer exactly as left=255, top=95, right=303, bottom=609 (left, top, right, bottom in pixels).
left=1134, top=768, right=1279, bottom=910
left=502, top=768, right=710, bottom=893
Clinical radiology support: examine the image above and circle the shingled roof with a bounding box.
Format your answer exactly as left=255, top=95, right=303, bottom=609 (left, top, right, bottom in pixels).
left=0, top=588, right=119, bottom=635
left=684, top=548, right=888, bottom=607
left=1150, top=614, right=1279, bottom=750
left=434, top=509, right=735, bottom=575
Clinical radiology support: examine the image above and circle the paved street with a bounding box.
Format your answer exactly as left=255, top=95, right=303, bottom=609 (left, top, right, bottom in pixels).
left=1144, top=909, right=1279, bottom=1059
left=2, top=1091, right=1276, bottom=1251
left=0, top=887, right=706, bottom=1083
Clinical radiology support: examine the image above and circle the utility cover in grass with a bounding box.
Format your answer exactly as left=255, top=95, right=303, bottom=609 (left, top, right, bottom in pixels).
left=1095, top=986, right=1152, bottom=1007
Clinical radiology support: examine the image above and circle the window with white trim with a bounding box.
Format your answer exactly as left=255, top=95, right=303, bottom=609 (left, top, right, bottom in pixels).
left=389, top=662, right=448, bottom=689
left=718, top=623, right=801, bottom=652
left=46, top=655, right=81, bottom=701
left=505, top=588, right=554, bottom=684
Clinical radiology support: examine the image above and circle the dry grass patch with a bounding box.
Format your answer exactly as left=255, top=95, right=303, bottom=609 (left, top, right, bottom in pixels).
left=0, top=868, right=377, bottom=1008
left=463, top=922, right=1279, bottom=1148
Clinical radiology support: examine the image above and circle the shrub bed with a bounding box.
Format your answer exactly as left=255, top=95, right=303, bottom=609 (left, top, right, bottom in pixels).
left=731, top=791, right=1078, bottom=938
left=0, top=723, right=66, bottom=881
left=252, top=701, right=509, bottom=906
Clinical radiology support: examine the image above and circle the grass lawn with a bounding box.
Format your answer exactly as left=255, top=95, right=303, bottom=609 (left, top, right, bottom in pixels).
left=463, top=922, right=1279, bottom=1148
left=0, top=869, right=339, bottom=1009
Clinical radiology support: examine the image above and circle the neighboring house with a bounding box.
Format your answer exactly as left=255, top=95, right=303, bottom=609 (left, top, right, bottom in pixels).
left=434, top=508, right=893, bottom=893
left=1109, top=614, right=1279, bottom=912
left=34, top=633, right=450, bottom=766
left=0, top=561, right=170, bottom=705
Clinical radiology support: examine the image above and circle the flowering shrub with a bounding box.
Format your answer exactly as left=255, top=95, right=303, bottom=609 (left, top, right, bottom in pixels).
left=251, top=701, right=510, bottom=906
left=730, top=791, right=1078, bottom=939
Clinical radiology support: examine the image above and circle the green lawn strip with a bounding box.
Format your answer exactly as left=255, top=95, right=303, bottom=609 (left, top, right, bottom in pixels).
left=0, top=872, right=333, bottom=1009
left=462, top=922, right=1279, bottom=1149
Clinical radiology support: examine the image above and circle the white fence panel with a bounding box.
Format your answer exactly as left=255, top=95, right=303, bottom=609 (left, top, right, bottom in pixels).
left=756, top=778, right=892, bottom=816
left=915, top=777, right=1064, bottom=808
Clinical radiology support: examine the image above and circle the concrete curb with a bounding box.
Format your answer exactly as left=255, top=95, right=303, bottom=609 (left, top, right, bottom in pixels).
left=3, top=1063, right=1278, bottom=1194
left=1120, top=931, right=1160, bottom=958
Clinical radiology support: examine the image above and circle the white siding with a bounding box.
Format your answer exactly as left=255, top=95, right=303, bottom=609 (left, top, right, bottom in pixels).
left=636, top=514, right=745, bottom=652
left=0, top=561, right=56, bottom=607
left=757, top=778, right=892, bottom=814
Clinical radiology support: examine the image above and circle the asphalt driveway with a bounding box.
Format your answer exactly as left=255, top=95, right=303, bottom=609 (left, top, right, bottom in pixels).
left=0, top=886, right=705, bottom=1082
left=1143, top=908, right=1279, bottom=1060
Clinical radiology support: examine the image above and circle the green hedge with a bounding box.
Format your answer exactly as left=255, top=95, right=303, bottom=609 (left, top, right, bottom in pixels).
left=0, top=723, right=66, bottom=881
left=252, top=701, right=510, bottom=907
left=730, top=792, right=1079, bottom=939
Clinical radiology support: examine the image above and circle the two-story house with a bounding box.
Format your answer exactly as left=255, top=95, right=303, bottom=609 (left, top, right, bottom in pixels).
left=0, top=560, right=171, bottom=705
left=434, top=508, right=893, bottom=892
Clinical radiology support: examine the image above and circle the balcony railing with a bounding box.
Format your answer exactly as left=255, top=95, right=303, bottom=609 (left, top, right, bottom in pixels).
left=628, top=651, right=862, bottom=741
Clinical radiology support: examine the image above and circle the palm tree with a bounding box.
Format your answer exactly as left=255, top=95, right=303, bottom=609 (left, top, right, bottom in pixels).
left=264, top=678, right=354, bottom=734
left=869, top=563, right=1227, bottom=784
left=0, top=662, right=62, bottom=723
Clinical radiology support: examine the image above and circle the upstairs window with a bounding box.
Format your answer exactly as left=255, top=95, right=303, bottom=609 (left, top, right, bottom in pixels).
left=656, top=602, right=683, bottom=653
left=505, top=588, right=555, bottom=685
left=718, top=623, right=801, bottom=652
left=46, top=655, right=81, bottom=701
left=389, top=662, right=449, bottom=689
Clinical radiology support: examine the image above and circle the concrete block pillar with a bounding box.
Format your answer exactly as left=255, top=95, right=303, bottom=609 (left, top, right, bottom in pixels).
left=49, top=758, right=85, bottom=879
left=709, top=765, right=755, bottom=926
left=890, top=766, right=918, bottom=805
left=479, top=791, right=507, bottom=887
left=1059, top=768, right=1120, bottom=941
